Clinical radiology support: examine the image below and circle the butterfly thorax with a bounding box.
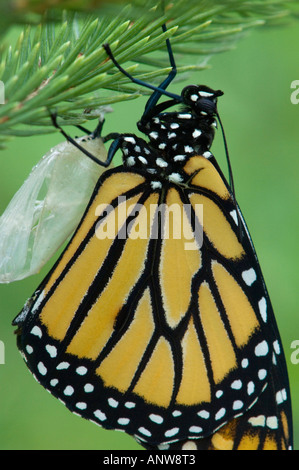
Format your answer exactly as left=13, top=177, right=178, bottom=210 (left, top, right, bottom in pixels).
left=119, top=85, right=223, bottom=184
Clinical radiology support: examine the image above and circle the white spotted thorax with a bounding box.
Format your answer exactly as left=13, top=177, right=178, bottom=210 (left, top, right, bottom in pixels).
left=119, top=85, right=222, bottom=189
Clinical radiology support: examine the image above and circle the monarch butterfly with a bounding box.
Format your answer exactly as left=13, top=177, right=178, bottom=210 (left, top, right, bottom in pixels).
left=13, top=25, right=293, bottom=450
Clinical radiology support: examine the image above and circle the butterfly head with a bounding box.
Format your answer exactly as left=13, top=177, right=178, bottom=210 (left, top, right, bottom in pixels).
left=181, top=85, right=223, bottom=117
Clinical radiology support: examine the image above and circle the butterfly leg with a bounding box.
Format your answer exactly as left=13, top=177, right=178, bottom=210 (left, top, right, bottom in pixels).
left=102, top=24, right=181, bottom=112
left=49, top=111, right=116, bottom=168
left=74, top=118, right=105, bottom=138
left=142, top=24, right=177, bottom=119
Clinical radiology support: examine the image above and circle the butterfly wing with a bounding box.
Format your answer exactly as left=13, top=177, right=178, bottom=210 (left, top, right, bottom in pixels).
left=13, top=155, right=292, bottom=449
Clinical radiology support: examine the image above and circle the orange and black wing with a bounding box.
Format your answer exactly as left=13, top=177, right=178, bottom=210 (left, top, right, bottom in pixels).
left=13, top=155, right=292, bottom=450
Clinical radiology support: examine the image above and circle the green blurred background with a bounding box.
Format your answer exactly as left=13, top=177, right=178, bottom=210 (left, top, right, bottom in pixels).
left=0, top=18, right=298, bottom=450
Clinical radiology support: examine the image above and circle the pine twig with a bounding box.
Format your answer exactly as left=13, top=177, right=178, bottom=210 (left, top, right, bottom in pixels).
left=0, top=0, right=297, bottom=148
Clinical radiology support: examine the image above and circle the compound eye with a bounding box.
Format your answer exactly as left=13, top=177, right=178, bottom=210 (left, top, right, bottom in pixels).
left=181, top=85, right=220, bottom=116
left=196, top=97, right=217, bottom=115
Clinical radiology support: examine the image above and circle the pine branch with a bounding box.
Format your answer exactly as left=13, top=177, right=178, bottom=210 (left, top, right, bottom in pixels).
left=0, top=0, right=297, bottom=148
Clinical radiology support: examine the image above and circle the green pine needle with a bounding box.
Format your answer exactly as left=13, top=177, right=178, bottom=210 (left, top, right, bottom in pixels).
left=0, top=0, right=297, bottom=146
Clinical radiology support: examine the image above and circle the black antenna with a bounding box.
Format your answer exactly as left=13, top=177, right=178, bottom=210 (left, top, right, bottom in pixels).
left=216, top=111, right=243, bottom=241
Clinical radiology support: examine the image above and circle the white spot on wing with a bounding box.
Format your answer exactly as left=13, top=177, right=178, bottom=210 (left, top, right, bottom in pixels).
left=156, top=158, right=168, bottom=168
left=32, top=290, right=45, bottom=314
left=45, top=344, right=57, bottom=358
left=125, top=401, right=136, bottom=409
left=267, top=416, right=278, bottom=429
left=258, top=369, right=267, bottom=380
left=118, top=418, right=130, bottom=425
left=138, top=427, right=152, bottom=437
left=247, top=381, right=255, bottom=395
left=258, top=297, right=267, bottom=322
left=197, top=410, right=209, bottom=419
left=168, top=173, right=183, bottom=183
left=64, top=386, right=74, bottom=396
left=215, top=408, right=226, bottom=420
left=56, top=361, right=70, bottom=370
left=149, top=414, right=164, bottom=424
left=255, top=340, right=269, bottom=357
left=231, top=379, right=242, bottom=390
left=164, top=427, right=179, bottom=437
left=76, top=366, right=88, bottom=375
left=76, top=402, right=87, bottom=410
left=189, top=425, right=202, bottom=433
left=242, top=268, right=257, bottom=286
left=108, top=397, right=119, bottom=408
left=273, top=340, right=281, bottom=354
left=37, top=362, right=47, bottom=376
left=248, top=415, right=266, bottom=427
left=233, top=400, right=243, bottom=410
left=30, top=326, right=42, bottom=338
left=151, top=181, right=162, bottom=190
left=94, top=409, right=107, bottom=421
left=241, top=358, right=249, bottom=368
left=25, top=345, right=33, bottom=354
left=230, top=209, right=238, bottom=225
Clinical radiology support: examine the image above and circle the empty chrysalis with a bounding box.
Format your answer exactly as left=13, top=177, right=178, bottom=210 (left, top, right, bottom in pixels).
left=0, top=117, right=111, bottom=283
